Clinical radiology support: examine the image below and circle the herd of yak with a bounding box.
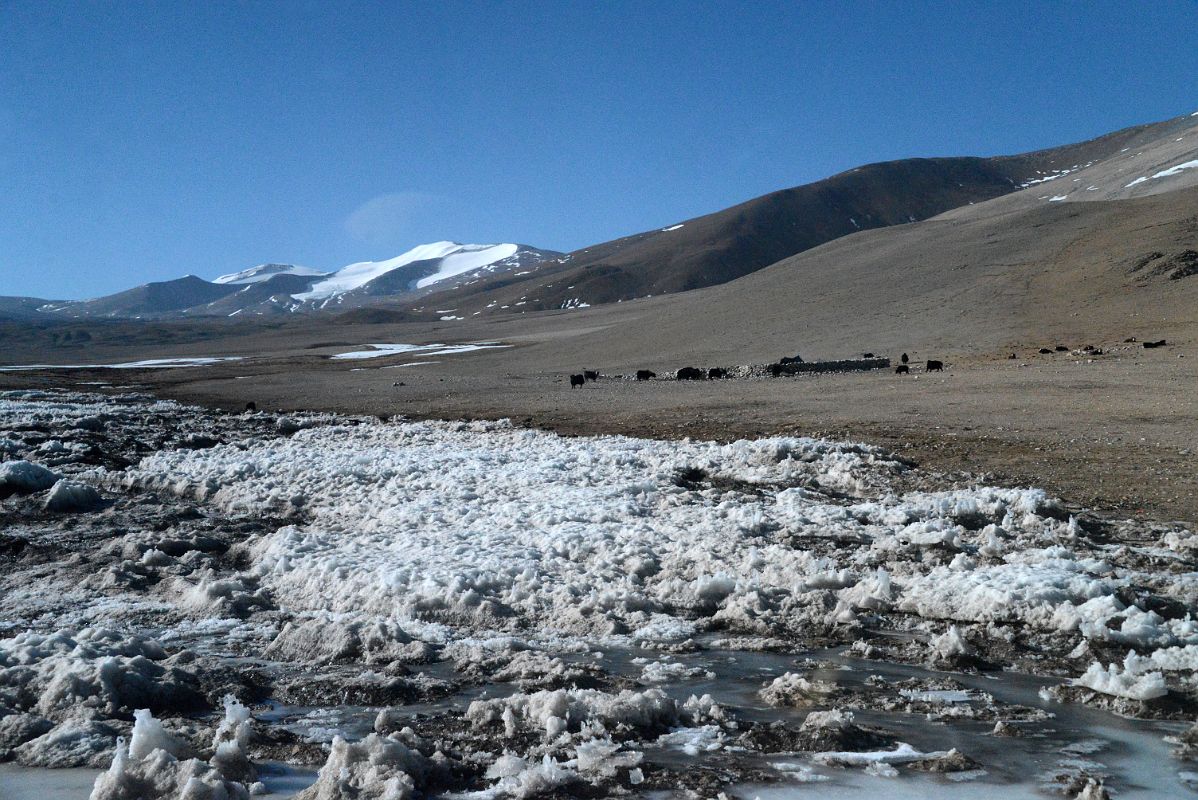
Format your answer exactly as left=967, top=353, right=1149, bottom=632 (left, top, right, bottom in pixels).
left=567, top=337, right=1171, bottom=388
left=567, top=351, right=939, bottom=388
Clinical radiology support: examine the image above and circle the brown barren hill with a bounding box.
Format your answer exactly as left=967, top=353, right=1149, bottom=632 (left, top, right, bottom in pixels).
left=401, top=112, right=1196, bottom=317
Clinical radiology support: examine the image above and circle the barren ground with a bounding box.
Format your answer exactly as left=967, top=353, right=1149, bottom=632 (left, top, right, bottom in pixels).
left=4, top=334, right=1194, bottom=526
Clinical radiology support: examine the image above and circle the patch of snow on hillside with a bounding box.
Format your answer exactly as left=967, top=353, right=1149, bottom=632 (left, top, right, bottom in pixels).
left=331, top=343, right=508, bottom=360
left=1021, top=169, right=1072, bottom=188
left=661, top=224, right=685, bottom=232
left=415, top=243, right=520, bottom=289
left=213, top=264, right=327, bottom=285
left=1048, top=195, right=1067, bottom=202
left=1152, top=159, right=1198, bottom=179
left=1126, top=158, right=1198, bottom=189
left=293, top=242, right=519, bottom=302
left=0, top=357, right=243, bottom=372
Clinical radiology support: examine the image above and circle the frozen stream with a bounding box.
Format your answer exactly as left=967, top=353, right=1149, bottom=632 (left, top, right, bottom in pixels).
left=1, top=389, right=1197, bottom=799
left=1, top=647, right=1191, bottom=797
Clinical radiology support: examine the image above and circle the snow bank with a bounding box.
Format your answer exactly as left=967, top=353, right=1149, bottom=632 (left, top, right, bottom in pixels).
left=482, top=753, right=579, bottom=798
left=210, top=695, right=256, bottom=784
left=0, top=459, right=60, bottom=495
left=0, top=628, right=202, bottom=722
left=43, top=479, right=103, bottom=512
left=294, top=733, right=428, bottom=800
left=812, top=741, right=947, bottom=766
left=101, top=406, right=1198, bottom=703
left=931, top=625, right=971, bottom=659
left=91, top=729, right=247, bottom=800
left=466, top=687, right=678, bottom=740
left=86, top=700, right=259, bottom=800
left=13, top=717, right=120, bottom=767
left=760, top=672, right=837, bottom=707
left=1074, top=652, right=1168, bottom=701
left=115, top=421, right=912, bottom=641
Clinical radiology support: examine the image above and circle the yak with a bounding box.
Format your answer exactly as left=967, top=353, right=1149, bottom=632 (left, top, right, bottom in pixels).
left=570, top=374, right=585, bottom=388
left=895, top=365, right=910, bottom=375
left=636, top=370, right=656, bottom=381
left=927, top=360, right=944, bottom=372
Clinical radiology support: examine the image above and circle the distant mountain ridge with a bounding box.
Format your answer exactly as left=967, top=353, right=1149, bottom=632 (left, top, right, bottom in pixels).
left=19, top=243, right=560, bottom=319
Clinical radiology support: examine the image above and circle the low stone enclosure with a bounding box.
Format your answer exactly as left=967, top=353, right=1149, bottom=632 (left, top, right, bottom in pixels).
left=614, top=358, right=893, bottom=381
left=766, top=357, right=891, bottom=376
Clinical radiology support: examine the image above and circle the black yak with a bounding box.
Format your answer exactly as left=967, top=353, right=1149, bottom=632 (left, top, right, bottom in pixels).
left=895, top=365, right=910, bottom=375
left=927, top=360, right=944, bottom=372
left=636, top=370, right=656, bottom=381
left=707, top=367, right=728, bottom=379
left=676, top=367, right=705, bottom=380
left=570, top=374, right=585, bottom=388
left=584, top=370, right=599, bottom=381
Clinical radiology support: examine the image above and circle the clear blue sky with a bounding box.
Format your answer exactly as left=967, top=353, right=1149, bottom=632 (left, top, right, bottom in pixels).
left=3, top=1, right=1196, bottom=300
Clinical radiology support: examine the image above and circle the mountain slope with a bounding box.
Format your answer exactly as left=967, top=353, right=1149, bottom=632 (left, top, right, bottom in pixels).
left=403, top=112, right=1198, bottom=317
left=517, top=184, right=1198, bottom=370
left=38, top=276, right=242, bottom=319
left=0, top=296, right=54, bottom=320
left=191, top=273, right=332, bottom=317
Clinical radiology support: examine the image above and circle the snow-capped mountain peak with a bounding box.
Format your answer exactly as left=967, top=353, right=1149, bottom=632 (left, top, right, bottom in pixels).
left=292, top=242, right=521, bottom=302
left=213, top=263, right=328, bottom=285
left=25, top=242, right=559, bottom=319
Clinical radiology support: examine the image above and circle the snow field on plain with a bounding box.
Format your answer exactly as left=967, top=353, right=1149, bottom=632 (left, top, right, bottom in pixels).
left=330, top=342, right=509, bottom=361
left=116, top=418, right=1198, bottom=673
left=0, top=357, right=243, bottom=371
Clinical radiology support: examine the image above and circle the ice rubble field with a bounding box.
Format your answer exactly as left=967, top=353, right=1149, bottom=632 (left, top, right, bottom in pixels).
left=3, top=389, right=1198, bottom=799
left=118, top=415, right=1198, bottom=670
